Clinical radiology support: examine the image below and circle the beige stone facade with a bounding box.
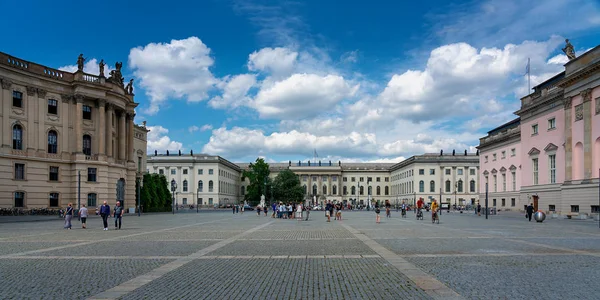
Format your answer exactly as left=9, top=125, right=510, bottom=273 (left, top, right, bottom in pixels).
left=0, top=51, right=147, bottom=212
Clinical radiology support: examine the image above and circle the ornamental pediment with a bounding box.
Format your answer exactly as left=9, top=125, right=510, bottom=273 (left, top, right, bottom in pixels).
left=491, top=168, right=498, bottom=174
left=483, top=170, right=489, bottom=175
left=528, top=147, right=540, bottom=156
left=509, top=165, right=517, bottom=171
left=499, top=167, right=507, bottom=173
left=544, top=143, right=558, bottom=152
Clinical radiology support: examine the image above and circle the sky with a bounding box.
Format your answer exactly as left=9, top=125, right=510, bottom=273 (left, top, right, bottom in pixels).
left=1, top=0, right=599, bottom=163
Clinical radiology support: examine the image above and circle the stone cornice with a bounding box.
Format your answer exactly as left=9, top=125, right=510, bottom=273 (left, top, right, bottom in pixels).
left=515, top=90, right=564, bottom=117
left=557, top=60, right=600, bottom=88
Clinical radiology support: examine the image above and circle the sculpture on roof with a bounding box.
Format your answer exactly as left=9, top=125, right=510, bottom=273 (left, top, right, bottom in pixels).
left=464, top=150, right=467, bottom=156
left=77, top=54, right=86, bottom=71
left=125, top=79, right=134, bottom=95
left=108, top=62, right=124, bottom=86
left=99, top=59, right=105, bottom=77
left=562, top=39, right=576, bottom=60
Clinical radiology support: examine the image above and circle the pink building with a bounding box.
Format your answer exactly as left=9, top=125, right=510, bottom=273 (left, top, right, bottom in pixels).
left=479, top=42, right=600, bottom=216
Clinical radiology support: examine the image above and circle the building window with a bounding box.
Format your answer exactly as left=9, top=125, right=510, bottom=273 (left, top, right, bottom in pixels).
left=385, top=186, right=389, bottom=195
left=493, top=199, right=496, bottom=206
left=12, top=124, right=23, bottom=150
left=49, top=193, right=59, bottom=207
left=430, top=169, right=435, bottom=175
left=549, top=205, right=556, bottom=212
left=458, top=169, right=463, bottom=175
left=351, top=186, right=355, bottom=195
left=343, top=177, right=347, bottom=182
left=548, top=118, right=556, bottom=130
left=419, top=169, right=424, bottom=175
left=183, top=169, right=188, bottom=175
left=532, top=124, right=538, bottom=135
left=532, top=158, right=539, bottom=185
left=332, top=185, right=337, bottom=195
left=208, top=169, right=214, bottom=175
left=501, top=199, right=506, bottom=207
left=87, top=168, right=97, bottom=182
left=208, top=198, right=213, bottom=205
left=322, top=185, right=327, bottom=195
left=429, top=180, right=435, bottom=192
left=14, top=163, right=25, bottom=180
left=48, top=99, right=58, bottom=115
left=445, top=169, right=451, bottom=175
left=360, top=177, right=364, bottom=182
left=138, top=157, right=142, bottom=172
left=87, top=193, right=97, bottom=207
left=360, top=186, right=364, bottom=195
left=376, top=177, right=381, bottom=182
left=470, top=169, right=475, bottom=175
left=458, top=180, right=463, bottom=193
left=377, top=186, right=381, bottom=195
left=183, top=180, right=188, bottom=192
left=323, top=176, right=328, bottom=181
left=511, top=171, right=516, bottom=191
left=445, top=180, right=451, bottom=192
left=47, top=130, right=58, bottom=154
left=13, top=91, right=23, bottom=108
left=171, top=169, right=176, bottom=175
left=591, top=206, right=600, bottom=213
left=511, top=148, right=516, bottom=156
left=385, top=177, right=389, bottom=182
left=549, top=154, right=556, bottom=184
left=14, top=192, right=25, bottom=207
left=485, top=156, right=488, bottom=163
left=501, top=151, right=506, bottom=159
left=419, top=180, right=424, bottom=193
left=343, top=186, right=347, bottom=195
left=493, top=153, right=497, bottom=161
left=332, top=176, right=338, bottom=182
left=159, top=169, right=164, bottom=175
left=49, top=166, right=59, bottom=181
left=470, top=180, right=475, bottom=193
left=198, top=180, right=203, bottom=192
left=83, top=135, right=91, bottom=155
left=83, top=105, right=92, bottom=120
left=493, top=175, right=497, bottom=192
left=198, top=169, right=203, bottom=175
left=502, top=173, right=506, bottom=191
left=511, top=198, right=516, bottom=207
left=351, top=177, right=355, bottom=182
left=182, top=198, right=188, bottom=205
left=208, top=180, right=214, bottom=192
left=302, top=176, right=307, bottom=182
left=571, top=205, right=579, bottom=213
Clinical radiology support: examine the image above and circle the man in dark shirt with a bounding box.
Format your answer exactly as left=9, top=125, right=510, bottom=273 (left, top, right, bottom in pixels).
left=100, top=201, right=110, bottom=231
left=526, top=203, right=535, bottom=222
left=114, top=201, right=124, bottom=229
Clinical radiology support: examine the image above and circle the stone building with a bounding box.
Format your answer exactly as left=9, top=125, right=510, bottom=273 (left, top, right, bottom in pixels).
left=0, top=51, right=147, bottom=212
left=478, top=42, right=600, bottom=215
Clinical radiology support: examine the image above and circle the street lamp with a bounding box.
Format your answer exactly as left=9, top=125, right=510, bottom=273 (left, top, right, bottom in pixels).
left=171, top=179, right=177, bottom=214
left=196, top=186, right=200, bottom=213
left=137, top=177, right=143, bottom=217
left=454, top=182, right=458, bottom=210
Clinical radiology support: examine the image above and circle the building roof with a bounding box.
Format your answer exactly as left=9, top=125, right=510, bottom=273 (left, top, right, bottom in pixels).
left=487, top=117, right=521, bottom=135
left=389, top=153, right=479, bottom=171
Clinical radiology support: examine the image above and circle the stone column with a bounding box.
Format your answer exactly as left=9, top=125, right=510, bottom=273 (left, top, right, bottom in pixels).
left=98, top=100, right=106, bottom=156
left=563, top=97, right=573, bottom=182
left=106, top=104, right=113, bottom=157
left=26, top=87, right=37, bottom=151
left=118, top=110, right=126, bottom=160
left=60, top=95, right=71, bottom=153
left=37, top=89, right=47, bottom=153
left=74, top=94, right=84, bottom=153
left=1, top=79, right=12, bottom=148
left=127, top=112, right=135, bottom=162
left=440, top=166, right=445, bottom=196
left=582, top=89, right=593, bottom=179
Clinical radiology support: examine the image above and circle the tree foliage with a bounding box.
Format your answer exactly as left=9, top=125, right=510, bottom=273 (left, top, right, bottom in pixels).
left=242, top=158, right=270, bottom=205
left=272, top=169, right=304, bottom=203
left=140, top=173, right=172, bottom=212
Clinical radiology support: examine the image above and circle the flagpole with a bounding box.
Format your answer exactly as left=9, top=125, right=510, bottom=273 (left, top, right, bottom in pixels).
left=527, top=57, right=531, bottom=93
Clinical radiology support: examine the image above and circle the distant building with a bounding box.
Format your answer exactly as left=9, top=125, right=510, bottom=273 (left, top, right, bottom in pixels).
left=478, top=43, right=600, bottom=215
left=0, top=51, right=147, bottom=211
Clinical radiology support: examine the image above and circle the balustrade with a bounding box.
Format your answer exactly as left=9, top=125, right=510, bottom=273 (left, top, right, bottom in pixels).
left=43, top=68, right=64, bottom=79
left=6, top=56, right=28, bottom=69
left=82, top=73, right=100, bottom=83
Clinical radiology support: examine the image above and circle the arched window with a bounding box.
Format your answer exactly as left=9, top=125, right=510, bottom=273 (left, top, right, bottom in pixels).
left=332, top=185, right=337, bottom=195
left=183, top=180, right=188, bottom=192
left=12, top=124, right=23, bottom=150
left=198, top=180, right=203, bottom=192
left=303, top=185, right=307, bottom=195
left=312, top=184, right=317, bottom=195
left=445, top=180, right=451, bottom=193
left=419, top=180, right=424, bottom=193
left=83, top=134, right=92, bottom=155
left=208, top=180, right=213, bottom=192
left=360, top=186, right=364, bottom=195
left=47, top=130, right=58, bottom=154
left=458, top=180, right=463, bottom=193
left=240, top=185, right=245, bottom=195
left=430, top=180, right=435, bottom=193
left=470, top=180, right=475, bottom=193
left=368, top=186, right=372, bottom=195
left=376, top=186, right=381, bottom=195
left=385, top=186, right=389, bottom=195
left=343, top=186, right=347, bottom=195
left=351, top=186, right=355, bottom=195
left=322, top=185, right=327, bottom=195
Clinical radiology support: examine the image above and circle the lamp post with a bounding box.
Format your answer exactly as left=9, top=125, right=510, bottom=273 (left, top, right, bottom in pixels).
left=357, top=181, right=361, bottom=209
left=197, top=186, right=200, bottom=213
left=454, top=182, right=458, bottom=210
left=367, top=179, right=371, bottom=209
left=137, top=177, right=142, bottom=217
left=77, top=170, right=81, bottom=221
left=171, top=179, right=177, bottom=214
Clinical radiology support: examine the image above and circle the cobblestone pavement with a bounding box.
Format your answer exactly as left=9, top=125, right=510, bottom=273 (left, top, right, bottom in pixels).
left=0, top=210, right=599, bottom=299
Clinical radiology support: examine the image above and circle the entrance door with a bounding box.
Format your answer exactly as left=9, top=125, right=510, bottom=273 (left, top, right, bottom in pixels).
left=532, top=195, right=539, bottom=212
left=116, top=178, right=125, bottom=206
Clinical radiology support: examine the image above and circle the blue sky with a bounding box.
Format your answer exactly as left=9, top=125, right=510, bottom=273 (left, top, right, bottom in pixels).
left=2, top=0, right=599, bottom=163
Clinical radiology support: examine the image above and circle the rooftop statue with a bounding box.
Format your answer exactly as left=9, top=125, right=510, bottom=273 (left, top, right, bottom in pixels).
left=562, top=39, right=576, bottom=60
left=99, top=59, right=105, bottom=77
left=125, top=79, right=134, bottom=95
left=77, top=54, right=86, bottom=71
left=108, top=62, right=124, bottom=86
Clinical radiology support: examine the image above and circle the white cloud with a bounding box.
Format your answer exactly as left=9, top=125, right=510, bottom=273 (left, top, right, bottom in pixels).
left=200, top=124, right=213, bottom=131
left=341, top=50, right=358, bottom=63
left=147, top=126, right=183, bottom=152
left=209, top=74, right=256, bottom=109
left=252, top=73, right=358, bottom=119
left=248, top=47, right=298, bottom=77
left=188, top=126, right=200, bottom=133
left=59, top=58, right=113, bottom=76
left=128, top=37, right=217, bottom=115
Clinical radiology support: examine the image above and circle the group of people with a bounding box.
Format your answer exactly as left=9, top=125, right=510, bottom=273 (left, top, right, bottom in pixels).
left=63, top=201, right=124, bottom=230
left=270, top=202, right=307, bottom=220
left=325, top=201, right=343, bottom=222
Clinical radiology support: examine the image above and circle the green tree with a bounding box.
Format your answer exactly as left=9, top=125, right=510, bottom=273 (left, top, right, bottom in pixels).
left=156, top=174, right=172, bottom=210
left=272, top=169, right=304, bottom=203
left=242, top=158, right=270, bottom=205
left=139, top=173, right=173, bottom=212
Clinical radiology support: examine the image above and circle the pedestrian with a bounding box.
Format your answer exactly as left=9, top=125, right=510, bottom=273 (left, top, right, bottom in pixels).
left=79, top=204, right=88, bottom=229
left=325, top=202, right=331, bottom=222
left=113, top=201, right=124, bottom=229
left=375, top=204, right=381, bottom=224
left=477, top=202, right=481, bottom=216
left=257, top=205, right=261, bottom=217
left=64, top=203, right=74, bottom=229
left=305, top=205, right=310, bottom=221
left=100, top=201, right=110, bottom=230
left=526, top=203, right=534, bottom=222
left=236, top=205, right=239, bottom=214
left=232, top=205, right=236, bottom=214
left=263, top=205, right=268, bottom=217
left=241, top=203, right=245, bottom=214
left=271, top=202, right=277, bottom=218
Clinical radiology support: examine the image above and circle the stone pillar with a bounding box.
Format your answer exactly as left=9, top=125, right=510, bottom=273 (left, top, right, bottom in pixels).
left=74, top=94, right=84, bottom=153
left=1, top=79, right=12, bottom=148
left=26, top=87, right=37, bottom=151
left=118, top=110, right=126, bottom=160
left=98, top=100, right=106, bottom=156
left=37, top=89, right=47, bottom=153
left=582, top=89, right=593, bottom=179
left=440, top=166, right=445, bottom=195
left=563, top=97, right=573, bottom=182
left=60, top=95, right=71, bottom=153
left=106, top=104, right=113, bottom=157
left=127, top=112, right=135, bottom=162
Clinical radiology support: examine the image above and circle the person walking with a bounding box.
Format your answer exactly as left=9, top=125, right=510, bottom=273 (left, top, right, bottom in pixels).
left=477, top=202, right=482, bottom=216
left=271, top=202, right=277, bottom=218
left=64, top=203, right=74, bottom=229
left=232, top=205, right=236, bottom=214
left=375, top=204, right=381, bottom=224
left=100, top=201, right=110, bottom=230
left=526, top=203, right=535, bottom=222
left=113, top=201, right=124, bottom=230
left=79, top=204, right=88, bottom=229
left=263, top=205, right=268, bottom=217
